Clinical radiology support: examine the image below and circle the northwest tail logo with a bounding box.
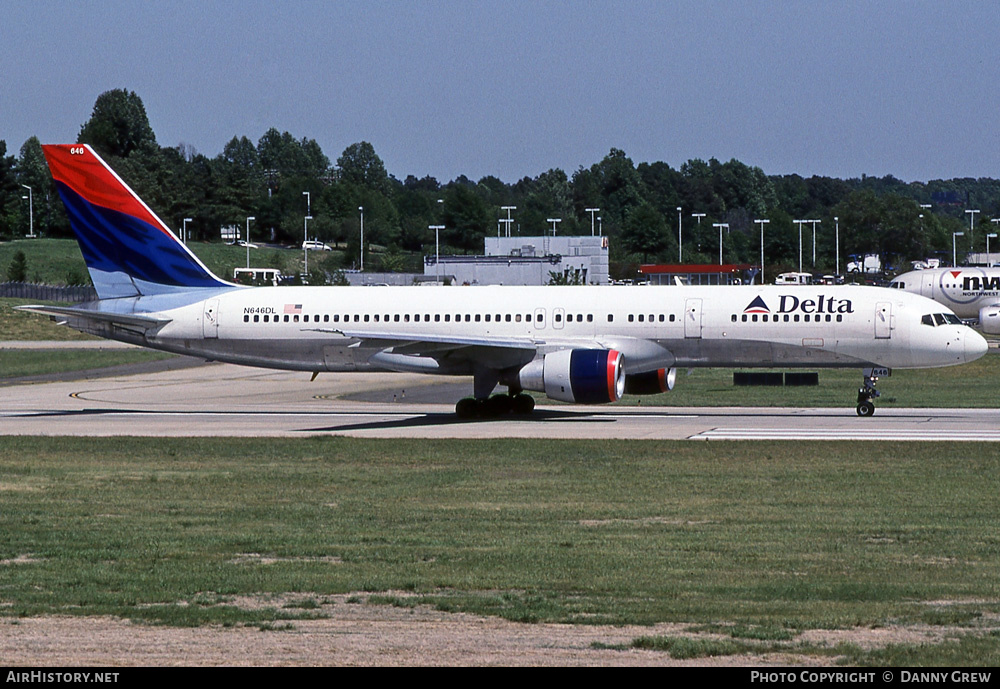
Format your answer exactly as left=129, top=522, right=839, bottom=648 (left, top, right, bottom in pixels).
left=743, top=296, right=770, bottom=314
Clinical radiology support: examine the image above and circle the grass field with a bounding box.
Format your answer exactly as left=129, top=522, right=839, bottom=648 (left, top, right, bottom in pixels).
left=0, top=238, right=306, bottom=287
left=2, top=437, right=1000, bottom=663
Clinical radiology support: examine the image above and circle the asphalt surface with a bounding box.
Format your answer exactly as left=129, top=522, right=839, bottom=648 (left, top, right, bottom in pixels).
left=4, top=355, right=1000, bottom=440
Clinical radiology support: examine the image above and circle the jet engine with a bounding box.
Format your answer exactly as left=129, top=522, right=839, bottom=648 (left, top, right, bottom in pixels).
left=517, top=349, right=625, bottom=404
left=625, top=367, right=677, bottom=395
left=980, top=305, right=1000, bottom=335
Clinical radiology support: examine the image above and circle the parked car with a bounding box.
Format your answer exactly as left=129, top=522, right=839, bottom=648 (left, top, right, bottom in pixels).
left=302, top=240, right=332, bottom=251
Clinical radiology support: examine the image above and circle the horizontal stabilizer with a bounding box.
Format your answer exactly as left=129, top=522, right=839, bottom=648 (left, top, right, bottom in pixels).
left=17, top=304, right=172, bottom=334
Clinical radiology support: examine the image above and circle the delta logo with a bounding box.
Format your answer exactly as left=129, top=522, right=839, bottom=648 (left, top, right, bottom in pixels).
left=744, top=295, right=855, bottom=315
left=743, top=296, right=770, bottom=314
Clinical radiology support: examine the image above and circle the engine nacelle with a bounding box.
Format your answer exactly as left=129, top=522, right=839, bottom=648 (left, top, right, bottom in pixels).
left=517, top=349, right=625, bottom=404
left=625, top=367, right=676, bottom=395
left=980, top=306, right=1000, bottom=335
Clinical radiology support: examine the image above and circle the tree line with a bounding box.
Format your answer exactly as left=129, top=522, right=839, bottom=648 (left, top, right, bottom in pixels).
left=2, top=89, right=999, bottom=279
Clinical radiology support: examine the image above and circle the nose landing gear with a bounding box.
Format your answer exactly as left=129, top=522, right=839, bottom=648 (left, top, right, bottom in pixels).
left=856, top=372, right=881, bottom=417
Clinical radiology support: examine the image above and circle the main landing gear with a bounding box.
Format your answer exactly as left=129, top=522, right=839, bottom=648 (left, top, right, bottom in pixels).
left=455, top=392, right=535, bottom=419
left=856, top=372, right=880, bottom=417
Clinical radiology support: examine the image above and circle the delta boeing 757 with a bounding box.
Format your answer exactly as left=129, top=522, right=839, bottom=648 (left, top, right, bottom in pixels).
left=22, top=144, right=988, bottom=417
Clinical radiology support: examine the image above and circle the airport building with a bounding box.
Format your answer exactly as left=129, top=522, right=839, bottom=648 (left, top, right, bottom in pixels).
left=639, top=263, right=758, bottom=286
left=423, top=235, right=610, bottom=286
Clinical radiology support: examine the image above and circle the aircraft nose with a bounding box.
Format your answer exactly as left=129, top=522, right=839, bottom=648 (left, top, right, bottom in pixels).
left=964, top=328, right=989, bottom=363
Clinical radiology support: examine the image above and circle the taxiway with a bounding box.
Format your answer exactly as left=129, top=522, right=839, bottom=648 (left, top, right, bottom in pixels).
left=3, top=361, right=1000, bottom=440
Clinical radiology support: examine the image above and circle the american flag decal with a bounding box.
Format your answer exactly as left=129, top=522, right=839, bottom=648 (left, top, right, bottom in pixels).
left=284, top=304, right=302, bottom=314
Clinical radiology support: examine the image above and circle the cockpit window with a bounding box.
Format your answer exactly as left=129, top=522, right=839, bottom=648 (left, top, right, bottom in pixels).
left=923, top=313, right=964, bottom=327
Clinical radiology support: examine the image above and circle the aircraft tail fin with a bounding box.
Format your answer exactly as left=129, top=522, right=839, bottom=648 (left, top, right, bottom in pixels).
left=42, top=144, right=232, bottom=299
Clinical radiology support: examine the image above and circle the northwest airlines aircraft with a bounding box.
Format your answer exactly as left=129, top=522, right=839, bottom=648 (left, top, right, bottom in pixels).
left=890, top=267, right=1000, bottom=335
left=25, top=144, right=988, bottom=417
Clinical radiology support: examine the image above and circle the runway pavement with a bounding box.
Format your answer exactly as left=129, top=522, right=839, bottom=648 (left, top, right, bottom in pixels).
left=4, top=361, right=1000, bottom=440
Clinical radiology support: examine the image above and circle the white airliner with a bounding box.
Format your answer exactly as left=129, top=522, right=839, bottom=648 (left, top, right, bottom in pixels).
left=890, top=266, right=1000, bottom=334
left=23, top=144, right=988, bottom=417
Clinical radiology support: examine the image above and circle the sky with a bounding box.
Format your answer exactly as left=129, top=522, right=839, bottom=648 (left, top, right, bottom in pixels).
left=3, top=0, right=998, bottom=184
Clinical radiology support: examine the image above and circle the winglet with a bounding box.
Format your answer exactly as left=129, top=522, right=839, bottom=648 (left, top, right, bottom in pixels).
left=43, top=144, right=233, bottom=299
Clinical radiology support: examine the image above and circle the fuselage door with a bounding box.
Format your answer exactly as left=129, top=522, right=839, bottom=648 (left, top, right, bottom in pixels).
left=553, top=307, right=565, bottom=330
left=875, top=301, right=892, bottom=339
left=684, top=298, right=703, bottom=339
left=203, top=299, right=220, bottom=339
left=533, top=307, right=546, bottom=330
left=921, top=272, right=935, bottom=300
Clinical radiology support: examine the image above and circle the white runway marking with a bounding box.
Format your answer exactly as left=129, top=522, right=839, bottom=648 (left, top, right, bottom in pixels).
left=692, top=428, right=1000, bottom=441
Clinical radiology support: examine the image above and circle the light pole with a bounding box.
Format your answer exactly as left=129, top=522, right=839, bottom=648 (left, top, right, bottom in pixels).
left=597, top=216, right=602, bottom=237
left=304, top=215, right=312, bottom=274
left=755, top=219, right=770, bottom=284
left=953, top=231, right=964, bottom=267
left=991, top=219, right=1000, bottom=264
left=677, top=207, right=683, bottom=262
left=834, top=216, right=840, bottom=276
left=358, top=206, right=364, bottom=271
left=20, top=185, right=34, bottom=238
left=302, top=191, right=312, bottom=274
left=501, top=206, right=516, bottom=237
left=809, top=219, right=821, bottom=267
left=585, top=207, right=600, bottom=236
left=182, top=218, right=192, bottom=244
left=245, top=216, right=255, bottom=268
left=691, top=212, right=705, bottom=226
left=965, top=209, right=980, bottom=244
left=713, top=223, right=728, bottom=265
left=987, top=233, right=997, bottom=264
left=546, top=218, right=561, bottom=236
left=794, top=219, right=807, bottom=272
left=429, top=225, right=445, bottom=283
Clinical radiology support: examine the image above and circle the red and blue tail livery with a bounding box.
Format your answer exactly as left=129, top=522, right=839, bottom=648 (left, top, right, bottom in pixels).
left=43, top=144, right=231, bottom=299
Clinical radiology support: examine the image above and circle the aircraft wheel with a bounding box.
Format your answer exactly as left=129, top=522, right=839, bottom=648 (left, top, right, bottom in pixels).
left=456, top=397, right=478, bottom=419
left=856, top=401, right=875, bottom=417
left=484, top=394, right=512, bottom=416
left=512, top=393, right=535, bottom=415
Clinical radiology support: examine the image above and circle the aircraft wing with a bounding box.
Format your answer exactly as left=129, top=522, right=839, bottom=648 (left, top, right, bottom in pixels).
left=17, top=304, right=172, bottom=335
left=304, top=327, right=541, bottom=354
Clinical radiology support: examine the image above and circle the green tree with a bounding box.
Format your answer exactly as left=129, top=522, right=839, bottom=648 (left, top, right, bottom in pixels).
left=621, top=202, right=670, bottom=262
left=337, top=142, right=390, bottom=195
left=78, top=89, right=157, bottom=158
left=0, top=140, right=19, bottom=237
left=6, top=250, right=28, bottom=282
